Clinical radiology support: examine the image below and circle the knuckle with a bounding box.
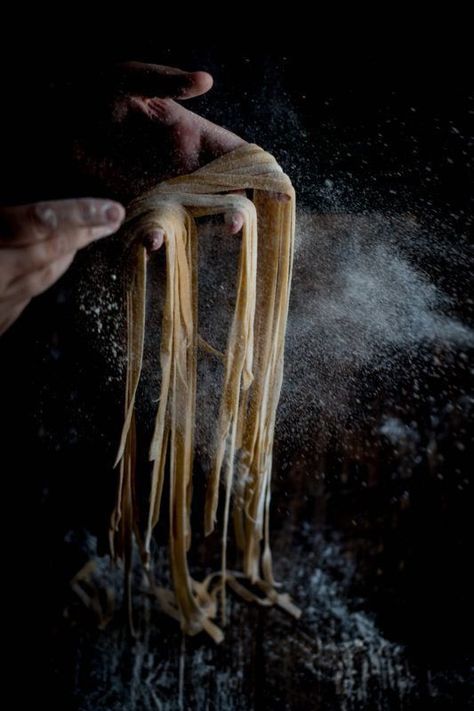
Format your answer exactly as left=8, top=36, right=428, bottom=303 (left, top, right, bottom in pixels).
left=29, top=202, right=58, bottom=233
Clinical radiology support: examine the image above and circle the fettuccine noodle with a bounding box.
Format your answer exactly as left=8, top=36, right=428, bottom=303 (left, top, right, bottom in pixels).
left=110, top=144, right=300, bottom=642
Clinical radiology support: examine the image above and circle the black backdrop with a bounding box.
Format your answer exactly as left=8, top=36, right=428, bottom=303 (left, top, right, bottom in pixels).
left=0, top=34, right=472, bottom=707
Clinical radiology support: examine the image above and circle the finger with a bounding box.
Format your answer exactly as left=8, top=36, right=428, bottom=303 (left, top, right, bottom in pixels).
left=143, top=228, right=164, bottom=253
left=114, top=62, right=213, bottom=100
left=7, top=253, right=75, bottom=301
left=0, top=199, right=125, bottom=246
left=224, top=211, right=245, bottom=235
left=5, top=220, right=124, bottom=279
left=197, top=212, right=245, bottom=240
left=142, top=97, right=246, bottom=159
left=142, top=213, right=242, bottom=251
left=138, top=97, right=184, bottom=127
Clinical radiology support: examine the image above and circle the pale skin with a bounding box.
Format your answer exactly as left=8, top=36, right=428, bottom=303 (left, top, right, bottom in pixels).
left=0, top=61, right=285, bottom=336
left=0, top=198, right=125, bottom=335
left=0, top=63, right=241, bottom=335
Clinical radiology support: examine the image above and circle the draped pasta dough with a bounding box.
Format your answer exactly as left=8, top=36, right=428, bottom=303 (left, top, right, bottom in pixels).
left=111, top=144, right=300, bottom=642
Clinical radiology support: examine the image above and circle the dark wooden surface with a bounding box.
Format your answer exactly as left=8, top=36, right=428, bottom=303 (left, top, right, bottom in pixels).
left=64, top=508, right=472, bottom=710
left=61, top=375, right=473, bottom=710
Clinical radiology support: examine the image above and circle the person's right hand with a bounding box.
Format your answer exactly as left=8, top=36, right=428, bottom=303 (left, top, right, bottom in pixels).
left=71, top=62, right=246, bottom=200
left=0, top=198, right=125, bottom=335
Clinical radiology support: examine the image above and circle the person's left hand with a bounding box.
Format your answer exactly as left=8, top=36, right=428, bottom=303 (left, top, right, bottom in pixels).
left=0, top=198, right=125, bottom=335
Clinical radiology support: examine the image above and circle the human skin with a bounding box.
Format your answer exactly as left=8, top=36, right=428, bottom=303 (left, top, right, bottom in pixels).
left=0, top=62, right=248, bottom=336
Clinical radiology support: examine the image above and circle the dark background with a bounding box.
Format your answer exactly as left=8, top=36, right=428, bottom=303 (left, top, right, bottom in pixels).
left=0, top=34, right=473, bottom=708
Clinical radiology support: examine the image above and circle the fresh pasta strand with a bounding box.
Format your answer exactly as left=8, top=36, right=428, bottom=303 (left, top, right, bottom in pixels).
left=110, top=144, right=300, bottom=641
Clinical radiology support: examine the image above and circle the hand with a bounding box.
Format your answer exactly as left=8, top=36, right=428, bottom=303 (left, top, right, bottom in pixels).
left=70, top=62, right=250, bottom=244
left=0, top=198, right=125, bottom=335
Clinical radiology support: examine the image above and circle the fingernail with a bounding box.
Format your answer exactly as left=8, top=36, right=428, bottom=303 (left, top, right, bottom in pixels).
left=36, top=206, right=58, bottom=230
left=227, top=216, right=242, bottom=234
left=102, top=203, right=124, bottom=223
